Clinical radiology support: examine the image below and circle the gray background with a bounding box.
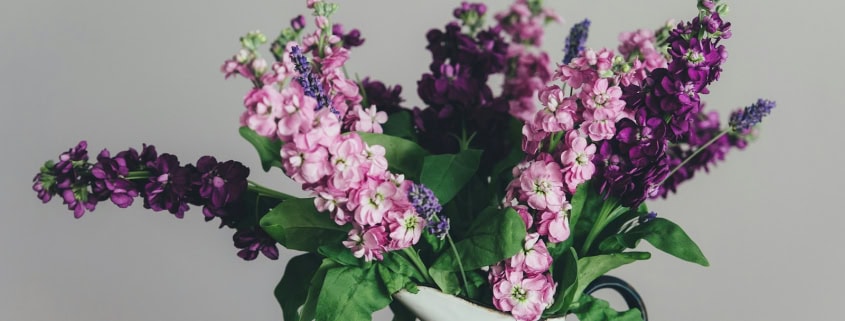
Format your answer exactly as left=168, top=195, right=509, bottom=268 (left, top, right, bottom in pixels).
left=1, top=0, right=840, bottom=320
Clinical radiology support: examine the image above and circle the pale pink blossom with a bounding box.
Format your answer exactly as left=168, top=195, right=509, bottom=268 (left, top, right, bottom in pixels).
left=560, top=131, right=597, bottom=192
left=518, top=159, right=565, bottom=212
left=243, top=86, right=284, bottom=137
left=537, top=205, right=572, bottom=243
left=386, top=209, right=424, bottom=249
left=351, top=179, right=397, bottom=226
left=363, top=143, right=388, bottom=178
left=328, top=134, right=366, bottom=191
left=581, top=78, right=625, bottom=112
left=491, top=270, right=557, bottom=321
left=276, top=87, right=317, bottom=139
left=315, top=192, right=350, bottom=225
left=353, top=105, right=388, bottom=133
left=343, top=225, right=387, bottom=262
left=510, top=233, right=552, bottom=274
left=513, top=205, right=534, bottom=229
left=582, top=108, right=619, bottom=141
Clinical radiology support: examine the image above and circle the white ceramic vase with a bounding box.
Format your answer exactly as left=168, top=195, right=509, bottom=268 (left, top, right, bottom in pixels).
left=393, top=286, right=565, bottom=321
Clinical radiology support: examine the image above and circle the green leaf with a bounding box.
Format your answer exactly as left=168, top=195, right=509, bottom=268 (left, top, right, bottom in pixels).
left=299, top=259, right=338, bottom=321
left=358, top=132, right=429, bottom=179
left=259, top=198, right=349, bottom=252
left=429, top=268, right=461, bottom=295
left=544, top=247, right=579, bottom=317
left=571, top=182, right=601, bottom=245
left=571, top=294, right=644, bottom=321
left=274, top=254, right=322, bottom=321
left=378, top=264, right=410, bottom=295
left=432, top=207, right=526, bottom=271
left=381, top=111, right=418, bottom=141
left=381, top=252, right=424, bottom=283
left=573, top=252, right=651, bottom=303
left=420, top=149, right=483, bottom=204
left=316, top=266, right=392, bottom=321
left=621, top=218, right=709, bottom=267
left=239, top=126, right=283, bottom=172
left=318, top=244, right=361, bottom=267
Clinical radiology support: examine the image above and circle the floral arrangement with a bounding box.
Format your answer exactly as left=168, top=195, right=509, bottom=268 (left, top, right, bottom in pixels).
left=31, top=0, right=774, bottom=320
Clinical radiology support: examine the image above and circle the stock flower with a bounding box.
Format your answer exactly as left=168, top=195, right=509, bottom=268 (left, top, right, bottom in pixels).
left=537, top=207, right=572, bottom=244
left=361, top=78, right=406, bottom=115
left=353, top=105, right=388, bottom=133
left=352, top=180, right=397, bottom=226
left=343, top=225, right=388, bottom=261
left=560, top=131, right=597, bottom=192
left=91, top=149, right=138, bottom=208
left=387, top=209, right=425, bottom=249
left=243, top=86, right=285, bottom=138
left=491, top=270, right=556, bottom=321
left=518, top=159, right=565, bottom=212
left=510, top=233, right=553, bottom=274
left=143, top=154, right=195, bottom=218
left=332, top=24, right=365, bottom=49
left=195, top=156, right=250, bottom=222
left=233, top=226, right=279, bottom=261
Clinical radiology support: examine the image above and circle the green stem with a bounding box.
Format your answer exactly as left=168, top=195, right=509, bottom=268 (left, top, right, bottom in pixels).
left=402, top=247, right=434, bottom=285
left=247, top=180, right=294, bottom=201
left=446, top=234, right=471, bottom=296
left=580, top=199, right=620, bottom=255
left=657, top=129, right=729, bottom=187
left=125, top=171, right=150, bottom=180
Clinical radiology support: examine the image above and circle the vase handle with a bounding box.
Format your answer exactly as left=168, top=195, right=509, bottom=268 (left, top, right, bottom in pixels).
left=583, top=275, right=648, bottom=321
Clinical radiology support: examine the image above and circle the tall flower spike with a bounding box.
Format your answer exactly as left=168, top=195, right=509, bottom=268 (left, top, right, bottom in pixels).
left=729, top=99, right=775, bottom=132
left=289, top=45, right=337, bottom=115
left=562, top=19, right=591, bottom=64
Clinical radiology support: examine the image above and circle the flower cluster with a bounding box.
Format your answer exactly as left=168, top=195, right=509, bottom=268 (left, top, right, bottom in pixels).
left=407, top=183, right=450, bottom=239
left=224, top=12, right=426, bottom=262
left=31, top=141, right=275, bottom=260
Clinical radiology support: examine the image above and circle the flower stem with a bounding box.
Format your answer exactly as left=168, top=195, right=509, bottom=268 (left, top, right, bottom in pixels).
left=446, top=234, right=471, bottom=296
left=580, top=199, right=622, bottom=255
left=402, top=247, right=435, bottom=285
left=125, top=171, right=150, bottom=180
left=247, top=180, right=295, bottom=201
left=657, top=129, right=729, bottom=187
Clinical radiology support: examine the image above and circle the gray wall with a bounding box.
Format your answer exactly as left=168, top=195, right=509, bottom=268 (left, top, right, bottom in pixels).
left=1, top=0, right=840, bottom=320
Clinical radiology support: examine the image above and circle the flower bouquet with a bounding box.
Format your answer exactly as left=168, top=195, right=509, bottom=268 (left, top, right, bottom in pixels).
left=31, top=0, right=775, bottom=320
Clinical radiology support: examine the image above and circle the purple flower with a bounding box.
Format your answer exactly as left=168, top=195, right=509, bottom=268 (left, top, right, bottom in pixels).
left=290, top=15, right=306, bottom=31
left=361, top=78, right=406, bottom=114
left=91, top=149, right=139, bottom=208
left=563, top=19, right=591, bottom=64
left=407, top=183, right=451, bottom=239
left=49, top=141, right=99, bottom=218
left=729, top=99, right=775, bottom=132
left=196, top=156, right=250, bottom=225
left=289, top=45, right=335, bottom=114
left=143, top=154, right=197, bottom=218
left=233, top=226, right=279, bottom=261
left=332, top=24, right=365, bottom=49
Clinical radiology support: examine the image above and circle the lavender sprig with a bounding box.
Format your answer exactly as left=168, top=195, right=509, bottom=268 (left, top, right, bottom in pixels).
left=729, top=99, right=775, bottom=132
left=289, top=45, right=337, bottom=115
left=562, top=19, right=591, bottom=64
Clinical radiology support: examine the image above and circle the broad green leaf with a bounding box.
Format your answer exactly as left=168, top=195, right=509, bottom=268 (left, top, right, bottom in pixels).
left=259, top=198, right=349, bottom=252
left=573, top=252, right=651, bottom=303
left=544, top=247, right=579, bottom=317
left=381, top=110, right=417, bottom=141
left=274, top=254, right=322, bottom=321
left=432, top=207, right=526, bottom=271
left=299, top=259, right=338, bottom=321
left=380, top=251, right=424, bottom=283
left=358, top=132, right=429, bottom=179
left=571, top=294, right=644, bottom=321
left=378, top=264, right=410, bottom=295
left=624, top=218, right=709, bottom=267
left=420, top=149, right=483, bottom=204
left=571, top=182, right=602, bottom=245
left=318, top=244, right=361, bottom=267
left=239, top=126, right=283, bottom=172
left=429, top=268, right=461, bottom=295
left=316, top=266, right=392, bottom=321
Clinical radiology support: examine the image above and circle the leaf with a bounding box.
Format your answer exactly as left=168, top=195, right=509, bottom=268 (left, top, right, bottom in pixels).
left=570, top=182, right=601, bottom=245
left=573, top=252, right=651, bottom=303
left=381, top=251, right=424, bottom=283
left=429, top=268, right=461, bottom=296
left=316, top=266, right=392, bottom=321
left=239, top=126, right=283, bottom=172
left=299, top=259, right=338, bottom=321
left=419, top=149, right=482, bottom=205
left=381, top=110, right=418, bottom=141
left=544, top=247, right=579, bottom=317
left=571, top=294, right=644, bottom=321
left=432, top=207, right=526, bottom=271
left=624, top=218, right=709, bottom=267
left=318, top=244, right=361, bottom=267
left=358, top=132, right=429, bottom=179
left=274, top=254, right=322, bottom=321
left=259, top=197, right=349, bottom=252
left=378, top=264, right=410, bottom=295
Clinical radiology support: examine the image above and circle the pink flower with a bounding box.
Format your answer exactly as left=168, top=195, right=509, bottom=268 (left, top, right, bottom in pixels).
left=353, top=105, right=388, bottom=133
left=363, top=143, right=389, bottom=178
left=537, top=206, right=572, bottom=243
left=513, top=205, right=534, bottom=229
left=582, top=108, right=618, bottom=141
left=518, top=159, right=565, bottom=212
left=277, top=87, right=317, bottom=139
left=560, top=131, right=597, bottom=192
left=351, top=179, right=396, bottom=226
left=491, top=270, right=557, bottom=321
left=386, top=208, right=424, bottom=249
left=293, top=108, right=342, bottom=150
left=510, top=233, right=552, bottom=274
left=328, top=134, right=366, bottom=191
left=243, top=86, right=284, bottom=138
left=315, top=192, right=350, bottom=225
left=581, top=78, right=625, bottom=112
left=320, top=47, right=350, bottom=74
left=343, top=225, right=387, bottom=262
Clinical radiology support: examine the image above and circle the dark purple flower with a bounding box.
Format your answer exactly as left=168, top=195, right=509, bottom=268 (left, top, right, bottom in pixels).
left=196, top=156, right=250, bottom=224
left=332, top=24, right=365, bottom=49
left=427, top=216, right=451, bottom=239
left=563, top=19, right=591, bottom=64
left=143, top=154, right=197, bottom=218
left=361, top=78, right=406, bottom=114
left=290, top=15, right=306, bottom=31
left=91, top=149, right=140, bottom=208
left=233, top=227, right=279, bottom=261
